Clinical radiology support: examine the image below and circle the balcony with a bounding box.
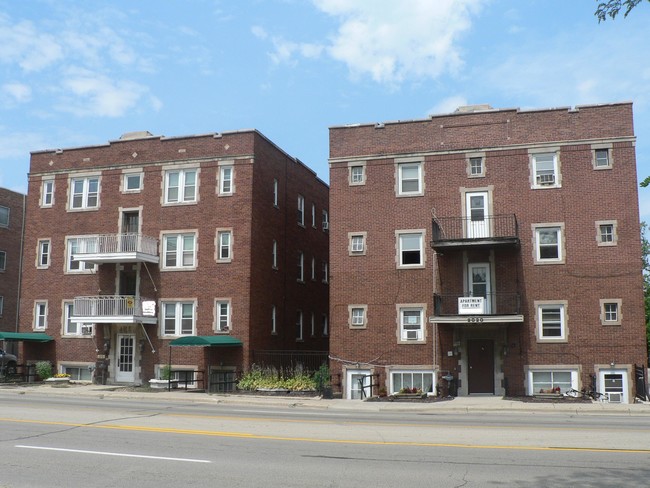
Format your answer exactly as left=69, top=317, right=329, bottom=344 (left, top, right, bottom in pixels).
left=432, top=292, right=524, bottom=324
left=72, top=296, right=157, bottom=324
left=71, top=234, right=159, bottom=264
left=431, top=214, right=519, bottom=250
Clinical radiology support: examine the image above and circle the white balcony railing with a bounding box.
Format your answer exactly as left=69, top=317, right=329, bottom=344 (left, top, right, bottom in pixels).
left=72, top=234, right=159, bottom=263
left=72, top=296, right=157, bottom=324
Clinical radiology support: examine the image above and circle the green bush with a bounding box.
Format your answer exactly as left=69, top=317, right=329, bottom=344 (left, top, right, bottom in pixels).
left=35, top=361, right=53, bottom=380
left=237, top=364, right=318, bottom=391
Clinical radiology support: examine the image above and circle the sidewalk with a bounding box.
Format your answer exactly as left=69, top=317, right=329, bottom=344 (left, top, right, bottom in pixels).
left=2, top=381, right=650, bottom=415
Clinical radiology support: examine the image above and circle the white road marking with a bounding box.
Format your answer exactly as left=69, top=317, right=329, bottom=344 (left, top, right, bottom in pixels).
left=16, top=445, right=211, bottom=463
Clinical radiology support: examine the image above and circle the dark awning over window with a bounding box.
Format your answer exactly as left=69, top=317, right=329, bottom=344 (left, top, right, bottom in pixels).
left=0, top=332, right=54, bottom=342
left=169, top=336, right=243, bottom=347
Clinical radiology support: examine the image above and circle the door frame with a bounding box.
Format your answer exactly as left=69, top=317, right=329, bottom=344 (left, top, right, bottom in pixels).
left=346, top=369, right=372, bottom=400
left=467, top=262, right=492, bottom=314
left=465, top=190, right=490, bottom=238
left=115, top=333, right=136, bottom=383
left=598, top=369, right=629, bottom=403
left=467, top=339, right=495, bottom=394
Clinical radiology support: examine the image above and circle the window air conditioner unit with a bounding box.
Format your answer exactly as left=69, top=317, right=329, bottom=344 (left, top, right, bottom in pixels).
left=322, top=221, right=329, bottom=231
left=607, top=393, right=621, bottom=403
left=406, top=330, right=418, bottom=340
left=81, top=325, right=93, bottom=336
left=537, top=174, right=555, bottom=185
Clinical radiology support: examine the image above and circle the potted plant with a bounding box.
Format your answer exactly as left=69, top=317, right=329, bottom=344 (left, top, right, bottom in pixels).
left=149, top=365, right=179, bottom=389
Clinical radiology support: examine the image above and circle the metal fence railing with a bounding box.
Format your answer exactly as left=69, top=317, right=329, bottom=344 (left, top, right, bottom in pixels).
left=73, top=233, right=158, bottom=256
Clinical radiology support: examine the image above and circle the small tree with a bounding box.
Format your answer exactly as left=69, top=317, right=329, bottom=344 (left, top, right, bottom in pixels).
left=35, top=361, right=53, bottom=380
left=641, top=222, right=650, bottom=359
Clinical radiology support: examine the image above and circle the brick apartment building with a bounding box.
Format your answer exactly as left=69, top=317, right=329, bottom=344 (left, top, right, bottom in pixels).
left=328, top=102, right=647, bottom=403
left=18, top=130, right=329, bottom=389
left=0, top=187, right=25, bottom=343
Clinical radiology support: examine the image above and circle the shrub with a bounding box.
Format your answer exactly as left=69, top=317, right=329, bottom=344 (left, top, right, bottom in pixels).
left=35, top=361, right=53, bottom=380
left=237, top=364, right=318, bottom=391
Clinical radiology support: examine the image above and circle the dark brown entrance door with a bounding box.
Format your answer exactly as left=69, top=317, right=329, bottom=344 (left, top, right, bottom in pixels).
left=467, top=339, right=494, bottom=394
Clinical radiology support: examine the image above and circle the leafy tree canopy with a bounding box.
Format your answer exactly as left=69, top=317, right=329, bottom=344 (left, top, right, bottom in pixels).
left=596, top=0, right=648, bottom=21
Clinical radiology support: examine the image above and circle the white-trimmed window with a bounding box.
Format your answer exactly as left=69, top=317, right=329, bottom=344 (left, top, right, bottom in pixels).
left=531, top=151, right=560, bottom=188
left=273, top=179, right=279, bottom=207
left=34, top=301, right=48, bottom=329
left=533, top=224, right=564, bottom=264
left=216, top=230, right=232, bottom=262
left=0, top=206, right=7, bottom=227
left=536, top=302, right=567, bottom=341
left=69, top=176, right=99, bottom=210
left=322, top=261, right=328, bottom=283
left=0, top=251, right=5, bottom=272
left=297, top=195, right=305, bottom=225
left=311, top=312, right=316, bottom=336
left=162, top=232, right=196, bottom=269
left=295, top=310, right=303, bottom=341
left=391, top=370, right=434, bottom=395
left=600, top=299, right=622, bottom=325
left=311, top=204, right=316, bottom=228
left=397, top=231, right=424, bottom=268
left=66, top=237, right=97, bottom=273
left=61, top=364, right=93, bottom=381
left=311, top=256, right=316, bottom=280
left=219, top=165, right=233, bottom=195
left=350, top=165, right=366, bottom=185
left=349, top=233, right=366, bottom=255
left=322, top=210, right=329, bottom=231
left=399, top=306, right=424, bottom=342
left=122, top=172, right=143, bottom=193
left=529, top=370, right=576, bottom=395
left=596, top=220, right=617, bottom=246
left=37, top=239, right=50, bottom=269
left=215, top=299, right=231, bottom=332
left=322, top=314, right=328, bottom=336
left=397, top=161, right=423, bottom=195
left=63, top=302, right=80, bottom=336
left=592, top=144, right=613, bottom=169
left=162, top=301, right=195, bottom=336
left=271, top=305, right=277, bottom=334
left=41, top=179, right=54, bottom=207
left=349, top=305, right=367, bottom=329
left=272, top=240, right=278, bottom=269
left=164, top=168, right=197, bottom=204
left=467, top=155, right=485, bottom=178
left=297, top=252, right=304, bottom=282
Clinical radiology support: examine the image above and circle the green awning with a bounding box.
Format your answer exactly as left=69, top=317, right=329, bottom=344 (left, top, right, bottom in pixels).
left=0, top=332, right=54, bottom=343
left=169, top=335, right=243, bottom=347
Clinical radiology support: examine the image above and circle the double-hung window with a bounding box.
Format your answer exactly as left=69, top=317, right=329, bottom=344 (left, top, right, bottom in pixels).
left=219, top=165, right=233, bottom=195
left=163, top=233, right=196, bottom=269
left=531, top=152, right=560, bottom=188
left=41, top=180, right=54, bottom=207
left=273, top=179, right=279, bottom=207
left=297, top=195, right=305, bottom=225
left=295, top=310, right=303, bottom=341
left=69, top=176, right=99, bottom=210
left=322, top=314, right=328, bottom=336
left=536, top=302, right=567, bottom=341
left=397, top=231, right=424, bottom=268
left=399, top=306, right=424, bottom=341
left=0, top=251, right=5, bottom=272
left=533, top=224, right=564, bottom=264
left=66, top=238, right=96, bottom=273
left=34, top=301, right=48, bottom=329
left=297, top=252, right=304, bottom=282
left=165, top=168, right=197, bottom=204
left=272, top=240, right=278, bottom=269
left=397, top=162, right=422, bottom=195
left=216, top=230, right=232, bottom=262
left=162, top=302, right=195, bottom=336
left=215, top=300, right=231, bottom=332
left=592, top=144, right=613, bottom=169
left=63, top=302, right=78, bottom=335
left=37, top=239, right=51, bottom=268
left=0, top=206, right=7, bottom=227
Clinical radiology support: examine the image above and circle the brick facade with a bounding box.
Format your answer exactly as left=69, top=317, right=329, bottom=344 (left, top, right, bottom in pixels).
left=18, top=130, right=329, bottom=387
left=329, top=103, right=646, bottom=402
left=0, top=187, right=25, bottom=342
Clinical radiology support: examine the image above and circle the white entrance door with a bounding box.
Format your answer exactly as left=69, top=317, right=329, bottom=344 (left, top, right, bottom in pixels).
left=115, top=334, right=136, bottom=383
left=465, top=192, right=490, bottom=238
left=468, top=263, right=492, bottom=314
left=599, top=370, right=628, bottom=403
left=347, top=369, right=371, bottom=400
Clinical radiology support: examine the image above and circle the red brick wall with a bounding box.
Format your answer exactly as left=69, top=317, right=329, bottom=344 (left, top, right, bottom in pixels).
left=0, top=188, right=25, bottom=334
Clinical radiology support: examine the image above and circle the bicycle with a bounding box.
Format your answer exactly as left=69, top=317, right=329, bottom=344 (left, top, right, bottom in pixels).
left=564, top=388, right=608, bottom=401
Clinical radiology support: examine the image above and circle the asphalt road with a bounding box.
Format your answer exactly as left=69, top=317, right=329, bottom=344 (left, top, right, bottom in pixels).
left=1, top=392, right=649, bottom=487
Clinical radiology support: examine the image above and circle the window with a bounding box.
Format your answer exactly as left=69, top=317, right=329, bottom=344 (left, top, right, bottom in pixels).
left=596, top=220, right=617, bottom=246
left=536, top=302, right=567, bottom=341
left=273, top=179, right=279, bottom=207
left=164, top=168, right=197, bottom=204
left=215, top=300, right=231, bottom=332
left=397, top=231, right=424, bottom=267
left=349, top=233, right=366, bottom=255
left=592, top=144, right=613, bottom=169
left=0, top=206, right=7, bottom=227
left=271, top=305, right=277, bottom=334
left=311, top=312, right=315, bottom=336
left=311, top=256, right=316, bottom=280
left=533, top=224, right=564, bottom=264
left=162, top=301, right=195, bottom=336
left=600, top=299, right=622, bottom=325
left=216, top=230, right=232, bottom=262
left=397, top=161, right=423, bottom=195
left=163, top=233, right=196, bottom=269
left=41, top=180, right=54, bottom=207
left=322, top=261, right=328, bottom=283
left=219, top=165, right=233, bottom=195
left=297, top=252, right=304, bottom=282
left=66, top=238, right=96, bottom=273
left=529, top=370, right=575, bottom=395
left=123, top=172, right=142, bottom=193
left=63, top=302, right=78, bottom=335
left=272, top=240, right=278, bottom=269
left=350, top=165, right=365, bottom=185
left=391, top=371, right=434, bottom=395
left=0, top=251, right=5, bottom=271
left=37, top=239, right=50, bottom=268
left=69, top=176, right=99, bottom=209
left=0, top=296, right=3, bottom=316
left=322, top=210, right=329, bottom=231
left=467, top=155, right=485, bottom=177
left=311, top=204, right=316, bottom=228
left=349, top=305, right=367, bottom=328
left=399, top=307, right=424, bottom=342
left=62, top=364, right=93, bottom=381
left=322, top=314, right=328, bottom=336
left=531, top=152, right=560, bottom=188
left=297, top=195, right=305, bottom=225
left=295, top=310, right=303, bottom=341
left=34, top=301, right=48, bottom=329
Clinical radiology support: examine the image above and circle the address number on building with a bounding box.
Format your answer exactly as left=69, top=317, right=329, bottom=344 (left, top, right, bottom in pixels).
left=467, top=317, right=484, bottom=323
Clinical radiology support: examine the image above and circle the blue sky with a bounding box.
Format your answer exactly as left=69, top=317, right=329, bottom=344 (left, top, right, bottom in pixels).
left=1, top=0, right=649, bottom=217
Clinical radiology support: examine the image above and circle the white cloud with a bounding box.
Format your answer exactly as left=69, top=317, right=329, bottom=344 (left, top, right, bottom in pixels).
left=0, top=17, right=64, bottom=72
left=2, top=82, right=32, bottom=103
left=427, top=95, right=468, bottom=117
left=312, top=0, right=485, bottom=84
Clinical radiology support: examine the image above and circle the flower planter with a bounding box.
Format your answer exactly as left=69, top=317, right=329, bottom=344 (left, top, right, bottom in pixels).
left=149, top=379, right=179, bottom=389
left=45, top=377, right=71, bottom=385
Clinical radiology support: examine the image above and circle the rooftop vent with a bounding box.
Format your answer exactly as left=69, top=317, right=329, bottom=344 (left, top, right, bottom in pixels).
left=454, top=104, right=493, bottom=113
left=119, top=131, right=154, bottom=140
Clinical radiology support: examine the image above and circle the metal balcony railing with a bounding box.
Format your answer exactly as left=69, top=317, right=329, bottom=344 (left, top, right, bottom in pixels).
left=73, top=233, right=158, bottom=256
left=431, top=214, right=519, bottom=245
left=433, top=292, right=521, bottom=316
left=73, top=295, right=157, bottom=323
